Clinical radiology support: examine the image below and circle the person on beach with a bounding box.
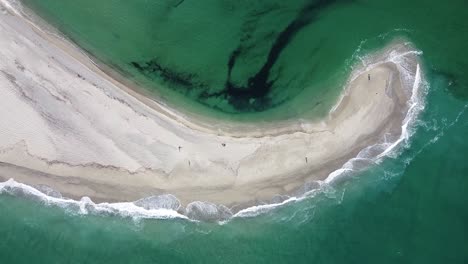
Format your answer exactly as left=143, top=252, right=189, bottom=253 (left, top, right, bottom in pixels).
left=368, top=74, right=371, bottom=81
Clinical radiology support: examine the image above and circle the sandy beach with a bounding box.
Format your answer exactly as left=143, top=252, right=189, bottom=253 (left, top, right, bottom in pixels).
left=0, top=1, right=421, bottom=213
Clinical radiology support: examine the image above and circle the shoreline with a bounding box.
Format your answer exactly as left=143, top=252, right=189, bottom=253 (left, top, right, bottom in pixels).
left=0, top=1, right=423, bottom=218
left=4, top=0, right=345, bottom=137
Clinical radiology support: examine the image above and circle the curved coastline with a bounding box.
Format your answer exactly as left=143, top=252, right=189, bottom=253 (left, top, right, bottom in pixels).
left=0, top=0, right=425, bottom=220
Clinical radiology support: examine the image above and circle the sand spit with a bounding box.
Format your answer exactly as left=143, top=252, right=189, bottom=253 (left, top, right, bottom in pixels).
left=0, top=1, right=421, bottom=214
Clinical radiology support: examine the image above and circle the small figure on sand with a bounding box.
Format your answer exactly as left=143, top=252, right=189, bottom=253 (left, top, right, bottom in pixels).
left=178, top=146, right=182, bottom=152
left=221, top=143, right=226, bottom=147
left=368, top=74, right=371, bottom=81
left=305, top=157, right=308, bottom=163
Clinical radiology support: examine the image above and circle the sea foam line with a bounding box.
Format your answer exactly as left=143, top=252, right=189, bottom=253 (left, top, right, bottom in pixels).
left=0, top=179, right=188, bottom=220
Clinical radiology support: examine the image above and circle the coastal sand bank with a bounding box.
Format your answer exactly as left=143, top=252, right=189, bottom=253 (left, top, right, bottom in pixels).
left=0, top=1, right=421, bottom=212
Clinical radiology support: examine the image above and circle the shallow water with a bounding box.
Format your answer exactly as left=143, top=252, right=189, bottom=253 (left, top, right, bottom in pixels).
left=20, top=0, right=468, bottom=120
left=1, top=0, right=468, bottom=263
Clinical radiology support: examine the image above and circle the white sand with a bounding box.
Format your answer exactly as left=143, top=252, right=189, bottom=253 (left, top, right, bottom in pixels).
left=0, top=1, right=420, bottom=209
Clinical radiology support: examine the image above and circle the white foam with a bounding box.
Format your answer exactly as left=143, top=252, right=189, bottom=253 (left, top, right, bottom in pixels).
left=375, top=63, right=423, bottom=159
left=233, top=196, right=303, bottom=218
left=0, top=179, right=188, bottom=220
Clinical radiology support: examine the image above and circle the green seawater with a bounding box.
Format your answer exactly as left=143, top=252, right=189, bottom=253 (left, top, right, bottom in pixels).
left=1, top=0, right=468, bottom=263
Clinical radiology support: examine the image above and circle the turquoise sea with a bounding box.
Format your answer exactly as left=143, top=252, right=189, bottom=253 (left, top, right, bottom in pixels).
left=1, top=0, right=468, bottom=263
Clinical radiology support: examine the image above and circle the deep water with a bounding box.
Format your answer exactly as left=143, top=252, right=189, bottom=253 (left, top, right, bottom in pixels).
left=1, top=0, right=468, bottom=263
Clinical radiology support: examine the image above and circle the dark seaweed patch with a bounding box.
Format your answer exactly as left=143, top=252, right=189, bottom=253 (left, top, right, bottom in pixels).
left=131, top=59, right=195, bottom=88
left=131, top=0, right=346, bottom=113
left=215, top=0, right=339, bottom=111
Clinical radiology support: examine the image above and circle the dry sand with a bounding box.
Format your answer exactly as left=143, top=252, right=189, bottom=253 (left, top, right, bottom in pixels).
left=0, top=1, right=420, bottom=210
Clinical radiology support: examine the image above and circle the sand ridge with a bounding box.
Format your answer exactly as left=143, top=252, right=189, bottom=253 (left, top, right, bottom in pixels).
left=0, top=1, right=420, bottom=210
